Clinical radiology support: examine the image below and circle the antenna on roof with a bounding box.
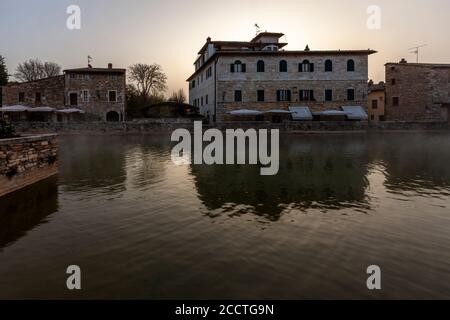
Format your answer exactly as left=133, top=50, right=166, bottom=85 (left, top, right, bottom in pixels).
left=87, top=55, right=93, bottom=68
left=254, top=23, right=261, bottom=36
left=408, top=44, right=427, bottom=63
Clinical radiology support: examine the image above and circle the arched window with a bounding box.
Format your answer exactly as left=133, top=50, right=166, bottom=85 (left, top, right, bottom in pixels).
left=325, top=59, right=333, bottom=72
left=279, top=60, right=287, bottom=72
left=230, top=60, right=246, bottom=73
left=299, top=60, right=313, bottom=72
left=347, top=59, right=355, bottom=72
left=257, top=60, right=265, bottom=72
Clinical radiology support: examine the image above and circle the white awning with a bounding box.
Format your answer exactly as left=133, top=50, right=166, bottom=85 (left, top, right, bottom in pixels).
left=228, top=109, right=263, bottom=116
left=28, top=107, right=55, bottom=112
left=289, top=106, right=313, bottom=120
left=341, top=106, right=368, bottom=120
left=56, top=108, right=85, bottom=114
left=313, top=110, right=348, bottom=116
left=0, top=105, right=30, bottom=112
left=263, top=109, right=294, bottom=114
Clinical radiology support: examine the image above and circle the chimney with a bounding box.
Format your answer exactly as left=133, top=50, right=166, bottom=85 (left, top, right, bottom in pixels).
left=399, top=58, right=407, bottom=64
left=206, top=37, right=211, bottom=43
left=108, top=63, right=113, bottom=69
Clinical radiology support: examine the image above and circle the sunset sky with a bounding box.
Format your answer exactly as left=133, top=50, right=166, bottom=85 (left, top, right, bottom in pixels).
left=1, top=0, right=450, bottom=96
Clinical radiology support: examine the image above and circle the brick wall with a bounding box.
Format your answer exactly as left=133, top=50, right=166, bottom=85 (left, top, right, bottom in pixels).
left=0, top=134, right=58, bottom=197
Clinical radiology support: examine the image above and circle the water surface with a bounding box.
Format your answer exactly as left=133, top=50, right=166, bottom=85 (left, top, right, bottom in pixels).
left=1, top=133, right=450, bottom=299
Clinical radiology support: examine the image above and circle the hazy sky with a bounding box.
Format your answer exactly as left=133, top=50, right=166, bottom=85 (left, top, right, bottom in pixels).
left=1, top=0, right=450, bottom=95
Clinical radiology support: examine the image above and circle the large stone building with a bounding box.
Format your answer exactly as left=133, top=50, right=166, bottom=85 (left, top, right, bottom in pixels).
left=1, top=63, right=126, bottom=121
left=385, top=59, right=450, bottom=122
left=187, top=32, right=376, bottom=122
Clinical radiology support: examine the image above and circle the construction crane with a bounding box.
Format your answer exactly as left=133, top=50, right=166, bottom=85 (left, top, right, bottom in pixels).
left=409, top=44, right=427, bottom=63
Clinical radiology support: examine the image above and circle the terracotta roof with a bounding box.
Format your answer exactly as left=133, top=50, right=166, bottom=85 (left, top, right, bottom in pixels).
left=63, top=67, right=126, bottom=73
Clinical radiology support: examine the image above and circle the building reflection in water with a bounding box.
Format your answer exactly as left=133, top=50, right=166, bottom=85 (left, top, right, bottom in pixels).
left=0, top=176, right=58, bottom=249
left=190, top=135, right=372, bottom=221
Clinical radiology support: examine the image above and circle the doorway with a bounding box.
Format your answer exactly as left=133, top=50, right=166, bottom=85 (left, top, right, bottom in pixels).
left=69, top=93, right=78, bottom=106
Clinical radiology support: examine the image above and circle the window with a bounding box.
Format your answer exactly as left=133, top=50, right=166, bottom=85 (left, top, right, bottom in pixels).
left=35, top=92, right=42, bottom=104
left=18, top=92, right=25, bottom=103
left=299, top=90, right=314, bottom=101
left=108, top=74, right=118, bottom=80
left=325, top=89, right=333, bottom=101
left=279, top=60, right=287, bottom=72
left=108, top=90, right=117, bottom=102
left=230, top=60, right=246, bottom=73
left=372, top=99, right=378, bottom=109
left=205, top=95, right=208, bottom=104
left=82, top=90, right=89, bottom=103
left=347, top=59, right=355, bottom=72
left=69, top=92, right=78, bottom=106
left=257, top=60, right=265, bottom=72
left=277, top=90, right=291, bottom=102
left=201, top=97, right=203, bottom=106
left=299, top=60, right=314, bottom=72
left=325, top=60, right=333, bottom=72
left=191, top=80, right=196, bottom=88
left=69, top=73, right=76, bottom=79
left=393, top=97, right=399, bottom=106
left=371, top=115, right=375, bottom=121
left=257, top=90, right=265, bottom=102
left=234, top=90, right=242, bottom=102
left=206, top=66, right=212, bottom=79
left=347, top=89, right=355, bottom=101
left=391, top=79, right=396, bottom=85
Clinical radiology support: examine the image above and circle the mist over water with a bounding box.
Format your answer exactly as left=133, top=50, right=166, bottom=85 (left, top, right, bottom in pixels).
left=0, top=133, right=450, bottom=299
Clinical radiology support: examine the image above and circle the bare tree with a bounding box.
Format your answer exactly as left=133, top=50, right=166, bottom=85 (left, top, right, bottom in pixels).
left=128, top=63, right=167, bottom=100
left=43, top=62, right=62, bottom=78
left=168, top=89, right=187, bottom=103
left=15, top=58, right=61, bottom=82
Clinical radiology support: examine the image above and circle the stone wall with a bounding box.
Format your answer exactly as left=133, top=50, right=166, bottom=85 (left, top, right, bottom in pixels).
left=9, top=120, right=450, bottom=134
left=385, top=63, right=450, bottom=121
left=0, top=134, right=58, bottom=197
left=2, top=76, right=65, bottom=108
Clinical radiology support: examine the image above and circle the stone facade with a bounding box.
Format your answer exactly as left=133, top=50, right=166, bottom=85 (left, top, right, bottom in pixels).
left=188, top=32, right=375, bottom=122
left=2, top=76, right=65, bottom=108
left=1, top=64, right=126, bottom=121
left=368, top=81, right=385, bottom=122
left=64, top=66, right=126, bottom=121
left=0, top=134, right=58, bottom=197
left=385, top=61, right=450, bottom=122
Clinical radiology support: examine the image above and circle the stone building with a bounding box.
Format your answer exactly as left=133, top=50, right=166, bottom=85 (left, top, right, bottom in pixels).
left=187, top=32, right=376, bottom=122
left=385, top=59, right=450, bottom=122
left=1, top=63, right=126, bottom=121
left=368, top=81, right=385, bottom=122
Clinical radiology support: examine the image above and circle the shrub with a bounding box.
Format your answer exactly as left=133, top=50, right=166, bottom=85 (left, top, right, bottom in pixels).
left=0, top=118, right=15, bottom=139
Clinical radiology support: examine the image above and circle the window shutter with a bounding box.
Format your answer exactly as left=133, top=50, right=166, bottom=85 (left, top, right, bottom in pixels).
left=230, top=64, right=235, bottom=72
left=299, top=63, right=303, bottom=72
left=310, top=63, right=314, bottom=72
left=299, top=90, right=303, bottom=101
left=276, top=90, right=281, bottom=101
left=287, top=90, right=292, bottom=101
left=242, top=64, right=246, bottom=73
left=310, top=90, right=314, bottom=101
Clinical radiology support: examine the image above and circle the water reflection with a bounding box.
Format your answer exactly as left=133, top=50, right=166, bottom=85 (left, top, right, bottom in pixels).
left=191, top=135, right=371, bottom=220
left=0, top=176, right=58, bottom=249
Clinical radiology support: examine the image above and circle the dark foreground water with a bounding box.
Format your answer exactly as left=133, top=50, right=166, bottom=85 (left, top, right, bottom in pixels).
left=1, top=133, right=450, bottom=299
